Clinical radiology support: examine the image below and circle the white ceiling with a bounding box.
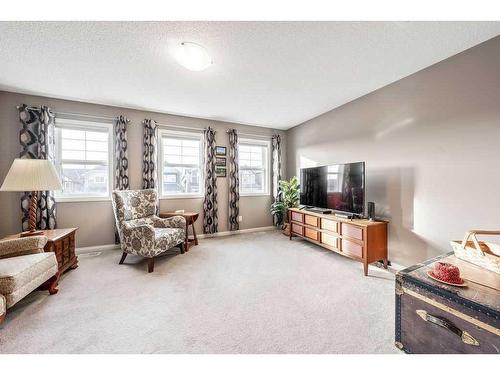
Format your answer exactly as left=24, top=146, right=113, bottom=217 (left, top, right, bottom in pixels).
left=0, top=22, right=499, bottom=129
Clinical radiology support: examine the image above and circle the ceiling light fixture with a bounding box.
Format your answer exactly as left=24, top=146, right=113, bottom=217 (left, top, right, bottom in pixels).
left=175, top=42, right=213, bottom=72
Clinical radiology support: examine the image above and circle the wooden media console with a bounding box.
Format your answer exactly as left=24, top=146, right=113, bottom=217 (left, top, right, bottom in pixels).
left=288, top=208, right=388, bottom=276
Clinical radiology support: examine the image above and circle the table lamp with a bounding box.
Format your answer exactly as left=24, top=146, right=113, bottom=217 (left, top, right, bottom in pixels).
left=0, top=158, right=62, bottom=236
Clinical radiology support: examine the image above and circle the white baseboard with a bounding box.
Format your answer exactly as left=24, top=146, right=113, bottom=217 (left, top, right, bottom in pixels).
left=372, top=259, right=406, bottom=274
left=388, top=261, right=406, bottom=272
left=197, top=226, right=276, bottom=239
left=76, top=243, right=120, bottom=255
left=75, top=226, right=277, bottom=254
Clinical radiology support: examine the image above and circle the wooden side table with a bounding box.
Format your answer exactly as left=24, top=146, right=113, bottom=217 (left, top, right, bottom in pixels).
left=5, top=228, right=79, bottom=274
left=159, top=212, right=199, bottom=250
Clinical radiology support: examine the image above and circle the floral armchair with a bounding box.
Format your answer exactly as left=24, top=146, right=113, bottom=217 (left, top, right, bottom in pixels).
left=111, top=189, right=187, bottom=273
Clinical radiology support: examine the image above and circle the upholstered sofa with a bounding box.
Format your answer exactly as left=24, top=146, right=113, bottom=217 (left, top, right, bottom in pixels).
left=0, top=235, right=59, bottom=324
left=111, top=189, right=187, bottom=273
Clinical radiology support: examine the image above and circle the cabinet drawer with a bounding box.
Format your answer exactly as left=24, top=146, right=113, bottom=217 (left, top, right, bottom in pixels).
left=342, top=239, right=363, bottom=258
left=291, top=223, right=303, bottom=236
left=321, top=219, right=337, bottom=233
left=304, top=227, right=319, bottom=241
left=342, top=223, right=363, bottom=240
left=304, top=215, right=319, bottom=227
left=321, top=232, right=338, bottom=248
left=291, top=212, right=303, bottom=223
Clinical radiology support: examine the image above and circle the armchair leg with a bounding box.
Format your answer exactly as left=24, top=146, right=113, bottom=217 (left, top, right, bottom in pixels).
left=0, top=312, right=5, bottom=324
left=148, top=258, right=155, bottom=273
left=38, top=272, right=59, bottom=295
left=48, top=272, right=60, bottom=295
left=179, top=242, right=185, bottom=254
left=119, top=252, right=128, bottom=264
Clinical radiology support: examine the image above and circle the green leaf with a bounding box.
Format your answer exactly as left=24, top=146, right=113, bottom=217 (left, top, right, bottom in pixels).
left=270, top=175, right=300, bottom=226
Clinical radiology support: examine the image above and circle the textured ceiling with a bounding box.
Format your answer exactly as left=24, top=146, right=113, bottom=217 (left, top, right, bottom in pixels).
left=0, top=22, right=499, bottom=129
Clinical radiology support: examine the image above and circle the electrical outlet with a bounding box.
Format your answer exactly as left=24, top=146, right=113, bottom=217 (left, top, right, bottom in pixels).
left=238, top=215, right=243, bottom=222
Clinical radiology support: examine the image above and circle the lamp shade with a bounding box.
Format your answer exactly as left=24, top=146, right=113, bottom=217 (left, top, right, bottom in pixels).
left=0, top=158, right=62, bottom=192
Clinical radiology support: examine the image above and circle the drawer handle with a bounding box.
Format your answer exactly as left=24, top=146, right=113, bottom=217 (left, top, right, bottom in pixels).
left=416, top=310, right=479, bottom=346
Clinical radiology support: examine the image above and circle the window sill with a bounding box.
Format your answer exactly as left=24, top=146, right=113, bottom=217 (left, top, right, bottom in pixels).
left=239, top=192, right=271, bottom=198
left=55, top=196, right=111, bottom=203
left=159, top=194, right=204, bottom=200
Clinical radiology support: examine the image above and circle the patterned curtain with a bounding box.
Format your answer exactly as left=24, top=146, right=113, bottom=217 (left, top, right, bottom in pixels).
left=142, top=119, right=158, bottom=189
left=271, top=134, right=283, bottom=226
left=227, top=129, right=239, bottom=231
left=18, top=104, right=57, bottom=231
left=203, top=127, right=218, bottom=234
left=114, top=115, right=129, bottom=190
left=114, top=115, right=129, bottom=243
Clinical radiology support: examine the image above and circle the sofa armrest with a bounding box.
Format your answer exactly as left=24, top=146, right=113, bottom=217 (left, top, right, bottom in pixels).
left=0, top=294, right=6, bottom=323
left=0, top=236, right=48, bottom=259
left=152, top=215, right=186, bottom=229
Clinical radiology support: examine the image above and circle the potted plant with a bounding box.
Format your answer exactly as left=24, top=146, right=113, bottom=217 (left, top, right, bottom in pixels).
left=270, top=176, right=300, bottom=235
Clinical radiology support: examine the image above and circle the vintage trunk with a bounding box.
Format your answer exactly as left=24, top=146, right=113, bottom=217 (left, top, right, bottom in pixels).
left=395, top=252, right=500, bottom=354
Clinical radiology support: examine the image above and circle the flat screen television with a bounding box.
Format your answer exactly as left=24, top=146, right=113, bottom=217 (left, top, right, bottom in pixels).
left=300, top=162, right=365, bottom=215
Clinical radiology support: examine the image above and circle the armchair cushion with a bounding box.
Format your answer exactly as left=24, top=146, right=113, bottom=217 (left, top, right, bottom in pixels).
left=0, top=252, right=58, bottom=307
left=0, top=236, right=48, bottom=260
left=154, top=228, right=185, bottom=251
left=0, top=252, right=57, bottom=295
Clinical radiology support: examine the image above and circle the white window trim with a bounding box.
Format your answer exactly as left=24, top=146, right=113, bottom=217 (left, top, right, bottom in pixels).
left=238, top=137, right=271, bottom=197
left=54, top=118, right=114, bottom=203
left=158, top=128, right=205, bottom=200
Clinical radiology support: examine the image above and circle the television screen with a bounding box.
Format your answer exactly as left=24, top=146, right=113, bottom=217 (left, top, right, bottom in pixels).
left=300, top=162, right=365, bottom=214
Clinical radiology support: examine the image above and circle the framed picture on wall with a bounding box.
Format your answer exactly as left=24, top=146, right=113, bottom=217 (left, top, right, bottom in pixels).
left=215, top=146, right=226, bottom=156
left=215, top=157, right=226, bottom=166
left=215, top=166, right=227, bottom=178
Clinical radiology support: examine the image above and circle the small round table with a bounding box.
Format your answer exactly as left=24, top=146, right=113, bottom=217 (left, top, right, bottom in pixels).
left=159, top=211, right=199, bottom=250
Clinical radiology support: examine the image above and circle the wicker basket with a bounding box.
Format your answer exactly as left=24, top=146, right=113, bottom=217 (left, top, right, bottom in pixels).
left=450, top=230, right=500, bottom=275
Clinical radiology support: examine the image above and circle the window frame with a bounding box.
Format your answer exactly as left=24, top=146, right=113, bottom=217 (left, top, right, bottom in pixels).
left=238, top=137, right=271, bottom=197
left=157, top=128, right=205, bottom=200
left=53, top=118, right=114, bottom=203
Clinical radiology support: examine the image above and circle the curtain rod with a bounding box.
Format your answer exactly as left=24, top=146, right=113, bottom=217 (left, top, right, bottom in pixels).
left=16, top=106, right=119, bottom=122
left=157, top=123, right=203, bottom=132
left=158, top=123, right=273, bottom=139
left=16, top=106, right=277, bottom=137
left=238, top=132, right=273, bottom=139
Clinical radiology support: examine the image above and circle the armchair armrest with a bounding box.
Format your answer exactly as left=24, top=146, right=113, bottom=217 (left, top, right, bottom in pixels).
left=0, top=236, right=48, bottom=259
left=122, top=222, right=155, bottom=238
left=152, top=215, right=186, bottom=229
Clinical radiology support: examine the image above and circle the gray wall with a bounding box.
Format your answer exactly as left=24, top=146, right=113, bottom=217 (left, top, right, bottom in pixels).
left=286, top=36, right=500, bottom=266
left=0, top=92, right=285, bottom=247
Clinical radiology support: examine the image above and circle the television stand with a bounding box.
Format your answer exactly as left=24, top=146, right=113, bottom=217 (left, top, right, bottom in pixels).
left=304, top=207, right=332, bottom=214
left=335, top=212, right=358, bottom=219
left=288, top=208, right=388, bottom=276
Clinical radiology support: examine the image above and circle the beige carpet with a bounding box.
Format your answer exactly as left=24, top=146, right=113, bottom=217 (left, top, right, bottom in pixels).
left=0, top=230, right=398, bottom=354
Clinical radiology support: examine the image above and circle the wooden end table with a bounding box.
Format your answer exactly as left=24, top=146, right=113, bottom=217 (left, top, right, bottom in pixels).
left=159, top=212, right=199, bottom=250
left=5, top=227, right=79, bottom=274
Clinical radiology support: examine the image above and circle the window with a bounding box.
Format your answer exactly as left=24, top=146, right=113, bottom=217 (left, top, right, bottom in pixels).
left=327, top=165, right=340, bottom=192
left=238, top=138, right=270, bottom=195
left=158, top=129, right=204, bottom=198
left=54, top=118, right=113, bottom=201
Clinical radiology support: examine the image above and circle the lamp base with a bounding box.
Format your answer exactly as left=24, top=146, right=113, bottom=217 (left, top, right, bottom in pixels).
left=20, top=230, right=45, bottom=237
left=22, top=191, right=41, bottom=237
